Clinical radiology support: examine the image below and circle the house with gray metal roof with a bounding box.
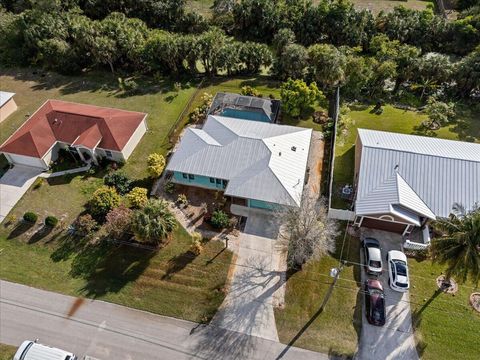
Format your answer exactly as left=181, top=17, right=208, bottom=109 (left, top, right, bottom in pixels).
left=166, top=115, right=312, bottom=212
left=353, top=129, right=480, bottom=236
left=0, top=91, right=17, bottom=123
left=208, top=92, right=280, bottom=123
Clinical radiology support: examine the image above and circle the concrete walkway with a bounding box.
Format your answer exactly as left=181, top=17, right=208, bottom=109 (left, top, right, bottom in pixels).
left=211, top=213, right=284, bottom=342
left=356, top=229, right=419, bottom=360
left=0, top=280, right=326, bottom=360
left=0, top=165, right=42, bottom=222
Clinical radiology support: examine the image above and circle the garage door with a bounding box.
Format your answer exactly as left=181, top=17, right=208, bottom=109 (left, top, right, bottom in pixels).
left=361, top=217, right=408, bottom=234
left=5, top=153, right=47, bottom=169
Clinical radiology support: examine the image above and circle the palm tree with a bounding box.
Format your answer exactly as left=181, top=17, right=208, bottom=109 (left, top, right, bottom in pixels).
left=430, top=204, right=480, bottom=287
left=132, top=199, right=177, bottom=245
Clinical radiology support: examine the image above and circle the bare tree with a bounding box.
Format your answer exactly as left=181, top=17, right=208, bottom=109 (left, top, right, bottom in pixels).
left=278, top=195, right=338, bottom=269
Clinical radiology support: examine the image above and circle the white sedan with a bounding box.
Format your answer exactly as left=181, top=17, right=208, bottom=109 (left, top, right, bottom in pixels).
left=387, top=250, right=410, bottom=292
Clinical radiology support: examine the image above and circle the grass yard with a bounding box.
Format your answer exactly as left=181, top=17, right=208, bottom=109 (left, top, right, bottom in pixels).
left=409, top=258, right=480, bottom=360
left=0, top=344, right=16, bottom=360
left=275, top=224, right=362, bottom=357
left=332, top=103, right=480, bottom=209
left=349, top=0, right=430, bottom=14
left=186, top=0, right=214, bottom=17
left=0, top=224, right=232, bottom=322
left=0, top=69, right=234, bottom=322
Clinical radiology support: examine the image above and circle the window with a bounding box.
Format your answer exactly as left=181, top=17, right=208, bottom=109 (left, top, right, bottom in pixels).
left=216, top=179, right=221, bottom=185
left=222, top=180, right=228, bottom=188
left=182, top=173, right=188, bottom=179
left=210, top=177, right=215, bottom=183
left=188, top=174, right=195, bottom=180
left=105, top=150, right=113, bottom=158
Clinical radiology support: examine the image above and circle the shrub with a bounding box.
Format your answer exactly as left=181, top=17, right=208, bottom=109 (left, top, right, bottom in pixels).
left=74, top=214, right=98, bottom=237
left=131, top=199, right=177, bottom=245
left=103, top=171, right=132, bottom=195
left=210, top=210, right=230, bottom=229
left=147, top=153, right=166, bottom=178
left=164, top=181, right=175, bottom=194
left=23, top=212, right=38, bottom=223
left=127, top=187, right=148, bottom=208
left=87, top=186, right=121, bottom=219
left=189, top=238, right=203, bottom=256
left=241, top=85, right=260, bottom=97
left=177, top=193, right=188, bottom=206
left=45, top=216, right=58, bottom=227
left=105, top=205, right=133, bottom=239
left=189, top=92, right=213, bottom=124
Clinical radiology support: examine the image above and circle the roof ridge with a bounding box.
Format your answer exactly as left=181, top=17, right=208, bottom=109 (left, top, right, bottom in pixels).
left=395, top=173, right=436, bottom=219
left=359, top=128, right=480, bottom=163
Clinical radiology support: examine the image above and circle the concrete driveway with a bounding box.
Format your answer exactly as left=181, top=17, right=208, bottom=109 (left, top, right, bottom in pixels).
left=211, top=212, right=283, bottom=342
left=356, top=229, right=419, bottom=360
left=0, top=165, right=42, bottom=222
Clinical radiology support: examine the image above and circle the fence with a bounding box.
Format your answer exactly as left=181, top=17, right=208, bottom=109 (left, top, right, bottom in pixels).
left=326, top=86, right=341, bottom=210
left=328, top=208, right=355, bottom=221
left=39, top=164, right=91, bottom=178
left=167, top=78, right=205, bottom=145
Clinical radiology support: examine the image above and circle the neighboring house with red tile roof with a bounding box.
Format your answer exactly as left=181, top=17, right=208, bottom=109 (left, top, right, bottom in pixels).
left=0, top=100, right=148, bottom=169
left=0, top=91, right=17, bottom=123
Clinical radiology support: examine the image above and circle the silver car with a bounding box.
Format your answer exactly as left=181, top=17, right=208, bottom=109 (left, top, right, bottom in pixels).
left=362, top=237, right=383, bottom=275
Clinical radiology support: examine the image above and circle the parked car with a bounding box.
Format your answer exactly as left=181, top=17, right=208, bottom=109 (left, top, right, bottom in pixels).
left=364, top=279, right=386, bottom=326
left=387, top=250, right=410, bottom=292
left=362, top=237, right=383, bottom=275
left=14, top=340, right=77, bottom=360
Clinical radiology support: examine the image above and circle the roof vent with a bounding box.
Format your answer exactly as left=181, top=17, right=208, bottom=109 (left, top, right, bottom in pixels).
left=279, top=152, right=282, bottom=156
left=291, top=146, right=297, bottom=152
left=394, top=164, right=399, bottom=171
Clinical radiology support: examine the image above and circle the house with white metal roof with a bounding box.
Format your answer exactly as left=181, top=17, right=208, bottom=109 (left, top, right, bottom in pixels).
left=166, top=115, right=312, bottom=212
left=353, top=129, right=480, bottom=236
left=0, top=91, right=17, bottom=122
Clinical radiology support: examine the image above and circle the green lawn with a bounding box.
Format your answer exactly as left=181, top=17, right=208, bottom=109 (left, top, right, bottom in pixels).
left=0, top=224, right=232, bottom=322
left=275, top=224, right=362, bottom=357
left=349, top=0, right=430, bottom=14
left=409, top=258, right=480, bottom=360
left=186, top=0, right=214, bottom=17
left=332, top=103, right=480, bottom=209
left=0, top=69, right=233, bottom=322
left=0, top=344, right=16, bottom=360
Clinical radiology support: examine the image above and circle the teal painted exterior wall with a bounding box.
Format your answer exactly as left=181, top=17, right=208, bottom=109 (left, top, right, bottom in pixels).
left=172, top=171, right=226, bottom=190
left=247, top=199, right=276, bottom=210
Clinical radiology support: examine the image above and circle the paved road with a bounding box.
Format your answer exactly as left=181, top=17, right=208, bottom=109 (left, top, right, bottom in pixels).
left=0, top=165, right=42, bottom=222
left=356, top=229, right=419, bottom=360
left=0, top=280, right=326, bottom=360
left=212, top=213, right=282, bottom=342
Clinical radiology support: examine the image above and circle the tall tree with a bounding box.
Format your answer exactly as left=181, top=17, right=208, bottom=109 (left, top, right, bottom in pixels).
left=431, top=205, right=480, bottom=286
left=308, top=43, right=347, bottom=88
left=280, top=78, right=323, bottom=118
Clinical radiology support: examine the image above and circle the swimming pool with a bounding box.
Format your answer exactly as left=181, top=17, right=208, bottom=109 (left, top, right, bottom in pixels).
left=221, top=108, right=271, bottom=123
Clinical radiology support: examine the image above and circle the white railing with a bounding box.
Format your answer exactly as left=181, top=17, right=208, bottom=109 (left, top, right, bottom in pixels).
left=328, top=208, right=355, bottom=221
left=403, top=240, right=430, bottom=250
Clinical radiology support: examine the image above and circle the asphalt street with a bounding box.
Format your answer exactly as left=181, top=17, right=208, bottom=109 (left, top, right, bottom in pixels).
left=0, top=280, right=326, bottom=360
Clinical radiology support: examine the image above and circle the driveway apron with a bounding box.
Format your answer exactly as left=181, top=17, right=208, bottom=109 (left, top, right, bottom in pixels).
left=356, top=229, right=419, bottom=360
left=211, top=213, right=282, bottom=342
left=0, top=165, right=42, bottom=222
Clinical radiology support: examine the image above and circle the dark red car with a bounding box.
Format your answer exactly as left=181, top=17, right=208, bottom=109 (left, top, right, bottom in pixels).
left=365, top=279, right=386, bottom=326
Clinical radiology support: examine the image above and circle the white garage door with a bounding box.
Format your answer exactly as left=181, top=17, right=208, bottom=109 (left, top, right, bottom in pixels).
left=5, top=153, right=47, bottom=169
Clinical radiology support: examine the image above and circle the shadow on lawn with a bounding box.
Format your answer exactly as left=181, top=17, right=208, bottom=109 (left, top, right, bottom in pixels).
left=5, top=67, right=196, bottom=99
left=162, top=250, right=198, bottom=280
left=7, top=221, right=35, bottom=239
left=50, top=234, right=156, bottom=298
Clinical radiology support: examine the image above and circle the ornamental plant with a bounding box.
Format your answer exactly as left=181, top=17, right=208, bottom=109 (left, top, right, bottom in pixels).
left=87, top=186, right=121, bottom=219
left=210, top=210, right=230, bottom=229
left=147, top=153, right=166, bottom=178
left=127, top=187, right=148, bottom=208
left=105, top=205, right=134, bottom=239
